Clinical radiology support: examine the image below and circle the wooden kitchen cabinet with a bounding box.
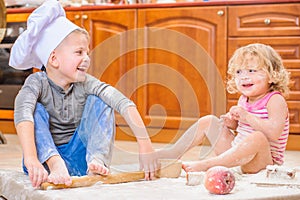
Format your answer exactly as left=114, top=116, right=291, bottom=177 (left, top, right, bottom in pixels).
left=66, top=9, right=137, bottom=86
left=0, top=110, right=15, bottom=134
left=67, top=7, right=228, bottom=143
left=67, top=9, right=136, bottom=48
left=6, top=13, right=30, bottom=23
left=228, top=3, right=300, bottom=149
left=137, top=7, right=227, bottom=142
left=2, top=2, right=300, bottom=148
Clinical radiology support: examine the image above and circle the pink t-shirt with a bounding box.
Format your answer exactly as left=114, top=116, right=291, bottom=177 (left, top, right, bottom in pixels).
left=232, top=91, right=289, bottom=165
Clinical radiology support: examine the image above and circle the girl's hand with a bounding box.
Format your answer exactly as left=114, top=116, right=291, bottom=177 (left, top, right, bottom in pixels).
left=24, top=157, right=48, bottom=188
left=220, top=112, right=237, bottom=130
left=229, top=106, right=248, bottom=122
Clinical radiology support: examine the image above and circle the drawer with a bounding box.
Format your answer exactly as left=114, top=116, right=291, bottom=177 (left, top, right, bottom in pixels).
left=228, top=37, right=300, bottom=70
left=228, top=4, right=300, bottom=37
left=0, top=120, right=16, bottom=134
left=6, top=13, right=30, bottom=23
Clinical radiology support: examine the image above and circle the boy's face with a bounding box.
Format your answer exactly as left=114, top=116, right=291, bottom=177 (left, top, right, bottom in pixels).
left=52, top=31, right=90, bottom=85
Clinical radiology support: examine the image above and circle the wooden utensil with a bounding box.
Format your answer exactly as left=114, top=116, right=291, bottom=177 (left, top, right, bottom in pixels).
left=40, top=159, right=182, bottom=190
left=40, top=171, right=145, bottom=190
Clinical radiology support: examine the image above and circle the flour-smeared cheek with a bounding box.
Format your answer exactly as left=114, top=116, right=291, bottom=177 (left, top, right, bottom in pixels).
left=255, top=72, right=268, bottom=81
left=235, top=77, right=252, bottom=88
left=235, top=78, right=240, bottom=87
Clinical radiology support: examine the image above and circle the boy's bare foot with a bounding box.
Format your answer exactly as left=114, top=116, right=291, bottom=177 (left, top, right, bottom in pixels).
left=87, top=159, right=109, bottom=175
left=46, top=155, right=72, bottom=186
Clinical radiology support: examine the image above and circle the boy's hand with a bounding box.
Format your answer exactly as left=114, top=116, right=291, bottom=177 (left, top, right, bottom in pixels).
left=25, top=157, right=48, bottom=188
left=138, top=146, right=158, bottom=180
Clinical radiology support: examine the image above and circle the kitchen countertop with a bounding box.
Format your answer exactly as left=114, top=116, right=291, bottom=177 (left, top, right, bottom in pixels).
left=6, top=0, right=300, bottom=14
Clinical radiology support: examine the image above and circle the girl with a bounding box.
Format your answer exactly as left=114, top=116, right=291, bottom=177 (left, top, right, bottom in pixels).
left=158, top=43, right=290, bottom=173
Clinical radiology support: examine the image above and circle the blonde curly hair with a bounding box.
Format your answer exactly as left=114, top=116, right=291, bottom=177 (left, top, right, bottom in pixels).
left=226, top=43, right=290, bottom=97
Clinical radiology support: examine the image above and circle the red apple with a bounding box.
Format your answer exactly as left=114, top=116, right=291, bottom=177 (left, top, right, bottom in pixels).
left=204, top=166, right=235, bottom=195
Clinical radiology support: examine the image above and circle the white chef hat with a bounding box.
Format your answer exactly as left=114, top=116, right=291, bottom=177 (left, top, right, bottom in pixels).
left=9, top=0, right=80, bottom=70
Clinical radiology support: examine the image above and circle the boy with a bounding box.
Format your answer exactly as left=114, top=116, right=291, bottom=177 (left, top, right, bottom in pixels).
left=9, top=0, right=156, bottom=188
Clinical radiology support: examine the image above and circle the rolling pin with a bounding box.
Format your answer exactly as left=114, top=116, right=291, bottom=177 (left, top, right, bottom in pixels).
left=40, top=171, right=145, bottom=190
left=40, top=159, right=182, bottom=190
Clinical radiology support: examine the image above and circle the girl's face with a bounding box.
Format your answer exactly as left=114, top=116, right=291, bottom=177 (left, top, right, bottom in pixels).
left=234, top=54, right=271, bottom=103
left=52, top=31, right=90, bottom=89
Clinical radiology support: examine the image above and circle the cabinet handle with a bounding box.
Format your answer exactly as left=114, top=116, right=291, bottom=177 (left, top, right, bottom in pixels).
left=82, top=15, right=88, bottom=20
left=264, top=18, right=271, bottom=25
left=217, top=10, right=224, bottom=16
left=74, top=14, right=80, bottom=20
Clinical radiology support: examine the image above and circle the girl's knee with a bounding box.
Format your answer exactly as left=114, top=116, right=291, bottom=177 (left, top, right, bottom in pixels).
left=198, top=115, right=219, bottom=125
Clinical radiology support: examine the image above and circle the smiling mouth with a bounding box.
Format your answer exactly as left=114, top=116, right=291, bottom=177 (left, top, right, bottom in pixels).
left=242, top=83, right=253, bottom=87
left=77, top=66, right=86, bottom=72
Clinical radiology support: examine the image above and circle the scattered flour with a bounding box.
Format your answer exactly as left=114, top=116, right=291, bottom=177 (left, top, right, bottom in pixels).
left=1, top=166, right=300, bottom=200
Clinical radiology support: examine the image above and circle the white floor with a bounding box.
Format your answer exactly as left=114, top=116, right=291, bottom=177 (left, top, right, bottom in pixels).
left=1, top=134, right=300, bottom=200
left=1, top=134, right=299, bottom=171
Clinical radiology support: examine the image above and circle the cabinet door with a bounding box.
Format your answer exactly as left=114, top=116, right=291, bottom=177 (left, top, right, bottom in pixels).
left=86, top=9, right=137, bottom=101
left=85, top=10, right=137, bottom=126
left=66, top=10, right=137, bottom=87
left=137, top=7, right=227, bottom=141
left=66, top=10, right=138, bottom=139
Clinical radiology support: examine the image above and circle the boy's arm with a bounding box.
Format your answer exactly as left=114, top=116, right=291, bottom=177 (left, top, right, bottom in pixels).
left=122, top=106, right=157, bottom=180
left=16, top=121, right=48, bottom=187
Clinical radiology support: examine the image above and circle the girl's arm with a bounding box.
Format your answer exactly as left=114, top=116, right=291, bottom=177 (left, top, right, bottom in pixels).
left=122, top=106, right=157, bottom=180
left=16, top=121, right=48, bottom=187
left=230, top=94, right=288, bottom=141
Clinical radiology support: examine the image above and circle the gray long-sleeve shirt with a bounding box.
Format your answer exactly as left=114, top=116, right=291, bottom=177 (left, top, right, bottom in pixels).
left=14, top=71, right=135, bottom=145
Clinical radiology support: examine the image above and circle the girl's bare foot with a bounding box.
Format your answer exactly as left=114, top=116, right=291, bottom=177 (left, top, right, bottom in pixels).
left=182, top=161, right=207, bottom=172
left=88, top=159, right=109, bottom=175
left=46, top=155, right=72, bottom=186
